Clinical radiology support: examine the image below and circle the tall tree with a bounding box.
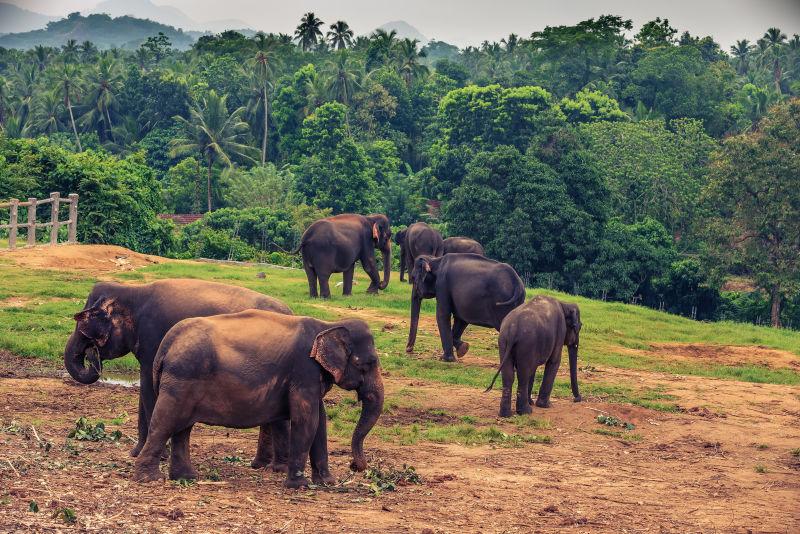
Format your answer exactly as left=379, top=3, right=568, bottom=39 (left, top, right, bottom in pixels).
left=170, top=90, right=257, bottom=212
left=395, top=38, right=429, bottom=86
left=294, top=12, right=324, bottom=52
left=324, top=50, right=360, bottom=108
left=249, top=33, right=280, bottom=164
left=761, top=27, right=787, bottom=93
left=80, top=56, right=121, bottom=142
left=730, top=39, right=753, bottom=75
left=327, top=21, right=354, bottom=50
left=62, top=39, right=79, bottom=64
left=55, top=62, right=83, bottom=151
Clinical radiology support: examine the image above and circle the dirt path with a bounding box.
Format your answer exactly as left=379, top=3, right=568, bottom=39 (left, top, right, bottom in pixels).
left=1, top=358, right=798, bottom=533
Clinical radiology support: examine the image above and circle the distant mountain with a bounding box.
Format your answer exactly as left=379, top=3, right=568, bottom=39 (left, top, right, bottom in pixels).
left=88, top=0, right=195, bottom=31
left=0, top=12, right=194, bottom=50
left=376, top=20, right=427, bottom=43
left=0, top=2, right=56, bottom=34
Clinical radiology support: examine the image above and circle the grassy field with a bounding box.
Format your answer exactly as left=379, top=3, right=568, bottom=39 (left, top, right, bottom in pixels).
left=1, top=256, right=798, bottom=399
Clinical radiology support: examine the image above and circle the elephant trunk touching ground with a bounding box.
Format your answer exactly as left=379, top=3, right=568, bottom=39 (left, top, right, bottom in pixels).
left=406, top=294, right=422, bottom=353
left=568, top=343, right=581, bottom=402
left=63, top=331, right=101, bottom=384
left=351, top=371, right=385, bottom=471
left=379, top=242, right=392, bottom=290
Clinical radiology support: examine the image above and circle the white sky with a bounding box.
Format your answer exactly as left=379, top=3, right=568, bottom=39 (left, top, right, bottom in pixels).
left=10, top=0, right=800, bottom=50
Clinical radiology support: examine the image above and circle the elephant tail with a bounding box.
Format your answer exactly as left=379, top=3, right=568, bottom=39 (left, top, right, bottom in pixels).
left=485, top=332, right=514, bottom=393
left=291, top=241, right=304, bottom=255
left=496, top=276, right=525, bottom=307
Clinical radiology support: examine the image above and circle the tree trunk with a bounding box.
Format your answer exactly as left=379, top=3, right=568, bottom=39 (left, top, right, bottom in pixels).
left=770, top=287, right=782, bottom=328
left=104, top=104, right=115, bottom=143
left=261, top=85, right=268, bottom=164
left=206, top=155, right=213, bottom=213
left=66, top=94, right=82, bottom=152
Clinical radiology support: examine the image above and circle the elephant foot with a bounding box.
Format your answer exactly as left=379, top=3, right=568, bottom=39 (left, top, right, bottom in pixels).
left=312, top=470, right=336, bottom=486
left=250, top=456, right=271, bottom=469
left=169, top=465, right=198, bottom=481
left=498, top=406, right=512, bottom=418
left=270, top=461, right=289, bottom=473
left=133, top=465, right=164, bottom=483
left=535, top=399, right=552, bottom=409
left=573, top=395, right=582, bottom=403
left=284, top=473, right=310, bottom=489
left=405, top=345, right=414, bottom=354
left=129, top=442, right=143, bottom=457
left=440, top=352, right=457, bottom=363
left=516, top=401, right=532, bottom=416
left=366, top=287, right=379, bottom=295
left=350, top=456, right=368, bottom=472
left=456, top=342, right=470, bottom=358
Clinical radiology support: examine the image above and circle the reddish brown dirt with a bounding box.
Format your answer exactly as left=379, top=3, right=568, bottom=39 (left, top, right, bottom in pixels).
left=1, top=357, right=799, bottom=533
left=0, top=244, right=168, bottom=273
left=617, top=342, right=800, bottom=370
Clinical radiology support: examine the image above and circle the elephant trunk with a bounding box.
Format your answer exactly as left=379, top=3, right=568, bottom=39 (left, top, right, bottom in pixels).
left=406, top=294, right=421, bottom=353
left=350, top=373, right=384, bottom=471
left=63, top=332, right=102, bottom=384
left=379, top=243, right=391, bottom=290
left=568, top=343, right=581, bottom=402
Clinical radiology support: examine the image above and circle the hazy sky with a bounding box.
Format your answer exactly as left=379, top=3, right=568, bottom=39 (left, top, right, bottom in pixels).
left=11, top=0, right=800, bottom=49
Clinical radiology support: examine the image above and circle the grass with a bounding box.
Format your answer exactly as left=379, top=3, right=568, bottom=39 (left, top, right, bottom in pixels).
left=592, top=428, right=643, bottom=442
left=1, top=257, right=799, bottom=393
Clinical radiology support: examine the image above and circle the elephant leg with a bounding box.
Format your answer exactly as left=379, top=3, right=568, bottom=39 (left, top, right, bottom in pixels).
left=168, top=425, right=197, bottom=480
left=318, top=272, right=332, bottom=299
left=436, top=301, right=456, bottom=362
left=269, top=420, right=289, bottom=473
left=499, top=354, right=515, bottom=418
left=133, top=393, right=183, bottom=482
left=310, top=399, right=335, bottom=485
left=528, top=366, right=538, bottom=405
left=399, top=252, right=405, bottom=282
left=342, top=264, right=355, bottom=296
left=251, top=424, right=273, bottom=469
left=130, top=392, right=147, bottom=457
left=304, top=264, right=318, bottom=298
left=452, top=317, right=470, bottom=358
left=133, top=364, right=168, bottom=459
left=361, top=254, right=381, bottom=294
left=284, top=390, right=320, bottom=489
left=536, top=350, right=562, bottom=408
left=515, top=364, right=532, bottom=416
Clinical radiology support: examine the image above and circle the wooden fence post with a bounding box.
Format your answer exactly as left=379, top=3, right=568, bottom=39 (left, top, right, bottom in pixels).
left=49, top=192, right=60, bottom=245
left=27, top=197, right=36, bottom=247
left=68, top=194, right=78, bottom=243
left=8, top=199, right=18, bottom=250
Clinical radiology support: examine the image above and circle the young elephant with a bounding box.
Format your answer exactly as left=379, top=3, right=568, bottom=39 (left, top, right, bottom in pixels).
left=398, top=222, right=444, bottom=283
left=133, top=310, right=384, bottom=489
left=486, top=296, right=582, bottom=417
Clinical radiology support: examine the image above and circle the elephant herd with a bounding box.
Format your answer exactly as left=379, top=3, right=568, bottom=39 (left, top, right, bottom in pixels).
left=63, top=213, right=582, bottom=488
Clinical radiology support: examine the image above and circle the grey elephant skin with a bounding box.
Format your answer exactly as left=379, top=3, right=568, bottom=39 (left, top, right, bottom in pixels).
left=397, top=222, right=444, bottom=282
left=64, top=279, right=292, bottom=466
left=133, top=310, right=384, bottom=489
left=406, top=253, right=525, bottom=361
left=299, top=213, right=392, bottom=298
left=443, top=236, right=485, bottom=256
left=487, top=295, right=582, bottom=417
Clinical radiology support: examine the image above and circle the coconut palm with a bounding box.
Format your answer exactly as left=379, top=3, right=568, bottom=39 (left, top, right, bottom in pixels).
left=295, top=12, right=324, bottom=52
left=80, top=41, right=98, bottom=62
left=0, top=75, right=12, bottom=126
left=62, top=39, right=79, bottom=63
left=170, top=90, right=257, bottom=212
left=80, top=56, right=121, bottom=142
left=30, top=88, right=64, bottom=135
left=367, top=29, right=398, bottom=69
left=32, top=45, right=51, bottom=72
left=55, top=61, right=83, bottom=151
left=327, top=21, right=354, bottom=50
left=395, top=39, right=428, bottom=86
left=13, top=64, right=37, bottom=130
left=730, top=39, right=753, bottom=75
left=324, top=50, right=361, bottom=106
left=761, top=27, right=787, bottom=93
left=501, top=33, right=520, bottom=54
left=248, top=33, right=281, bottom=163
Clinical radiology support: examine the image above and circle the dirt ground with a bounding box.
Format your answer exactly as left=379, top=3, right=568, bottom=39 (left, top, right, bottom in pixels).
left=0, top=244, right=167, bottom=274
left=1, top=353, right=799, bottom=533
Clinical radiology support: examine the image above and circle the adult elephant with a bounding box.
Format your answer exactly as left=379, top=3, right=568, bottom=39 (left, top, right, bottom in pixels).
left=299, top=214, right=392, bottom=298
left=398, top=222, right=444, bottom=283
left=406, top=254, right=525, bottom=362
left=64, top=279, right=292, bottom=469
left=443, top=236, right=485, bottom=256
left=134, top=311, right=384, bottom=489
left=486, top=296, right=582, bottom=417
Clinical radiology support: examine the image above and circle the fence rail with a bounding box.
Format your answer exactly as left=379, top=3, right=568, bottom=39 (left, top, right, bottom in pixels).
left=0, top=193, right=79, bottom=250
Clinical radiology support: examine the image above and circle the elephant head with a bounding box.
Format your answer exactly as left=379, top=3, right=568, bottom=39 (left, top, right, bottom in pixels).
left=560, top=302, right=582, bottom=402
left=64, top=297, right=135, bottom=384
left=311, top=322, right=384, bottom=471
left=394, top=229, right=406, bottom=247
left=366, top=214, right=392, bottom=290
left=405, top=255, right=440, bottom=352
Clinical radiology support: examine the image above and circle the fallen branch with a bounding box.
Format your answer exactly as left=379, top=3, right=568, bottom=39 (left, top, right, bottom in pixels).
left=3, top=458, right=20, bottom=477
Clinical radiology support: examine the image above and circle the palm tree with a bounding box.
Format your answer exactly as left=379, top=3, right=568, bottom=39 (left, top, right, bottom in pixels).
left=135, top=47, right=150, bottom=70
left=55, top=61, right=83, bottom=151
left=249, top=33, right=280, bottom=164
left=327, top=21, right=354, bottom=50
left=294, top=12, right=324, bottom=52
left=501, top=33, right=520, bottom=54
left=761, top=27, right=787, bottom=93
left=395, top=39, right=428, bottom=86
left=13, top=64, right=36, bottom=131
left=730, top=39, right=752, bottom=75
left=0, top=75, right=13, bottom=127
left=30, top=88, right=63, bottom=135
left=324, top=51, right=361, bottom=105
left=80, top=56, right=121, bottom=142
left=33, top=45, right=50, bottom=72
left=80, top=41, right=98, bottom=62
left=171, top=90, right=257, bottom=212
left=62, top=39, right=79, bottom=64
left=367, top=29, right=398, bottom=69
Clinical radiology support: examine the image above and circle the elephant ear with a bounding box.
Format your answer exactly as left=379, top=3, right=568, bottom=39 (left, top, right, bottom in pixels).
left=73, top=298, right=114, bottom=347
left=372, top=223, right=379, bottom=241
left=310, top=326, right=352, bottom=383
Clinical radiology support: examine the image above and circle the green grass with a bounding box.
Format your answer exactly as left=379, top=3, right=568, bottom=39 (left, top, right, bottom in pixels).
left=592, top=428, right=643, bottom=442
left=1, top=258, right=799, bottom=390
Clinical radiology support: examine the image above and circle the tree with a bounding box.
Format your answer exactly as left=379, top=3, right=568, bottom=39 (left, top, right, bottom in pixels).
left=327, top=21, right=354, bottom=50
left=761, top=27, right=787, bottom=93
left=295, top=12, right=324, bottom=52
left=635, top=18, right=677, bottom=48
left=559, top=88, right=628, bottom=123
left=62, top=39, right=79, bottom=63
left=730, top=39, right=753, bottom=75
left=366, top=29, right=398, bottom=70
left=141, top=33, right=172, bottom=64
left=705, top=99, right=800, bottom=327
left=55, top=61, right=83, bottom=151
left=170, top=90, right=257, bottom=212
left=395, top=38, right=428, bottom=86
left=323, top=51, right=360, bottom=108
left=80, top=56, right=121, bottom=143
left=249, top=33, right=280, bottom=164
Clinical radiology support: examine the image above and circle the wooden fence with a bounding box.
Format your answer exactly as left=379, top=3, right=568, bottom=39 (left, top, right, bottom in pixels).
left=0, top=193, right=79, bottom=250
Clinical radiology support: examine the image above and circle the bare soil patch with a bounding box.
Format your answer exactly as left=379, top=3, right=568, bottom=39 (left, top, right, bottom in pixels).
left=0, top=244, right=167, bottom=274
left=649, top=342, right=800, bottom=370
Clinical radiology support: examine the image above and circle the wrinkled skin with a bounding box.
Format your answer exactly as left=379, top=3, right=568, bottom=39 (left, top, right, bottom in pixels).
left=488, top=296, right=582, bottom=417
left=398, top=222, right=444, bottom=283
left=133, top=311, right=384, bottom=489
left=443, top=237, right=485, bottom=257
left=406, top=254, right=525, bottom=362
left=64, top=279, right=292, bottom=467
left=299, top=214, right=392, bottom=298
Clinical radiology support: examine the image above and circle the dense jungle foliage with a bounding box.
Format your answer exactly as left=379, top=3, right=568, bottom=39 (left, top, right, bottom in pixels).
left=0, top=13, right=798, bottom=327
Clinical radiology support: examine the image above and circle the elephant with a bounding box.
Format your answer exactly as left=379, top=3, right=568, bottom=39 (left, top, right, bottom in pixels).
left=443, top=236, right=485, bottom=256
left=133, top=310, right=384, bottom=489
left=485, top=296, right=582, bottom=417
left=397, top=222, right=444, bottom=283
left=406, top=253, right=525, bottom=362
left=299, top=214, right=392, bottom=298
left=64, top=279, right=292, bottom=469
